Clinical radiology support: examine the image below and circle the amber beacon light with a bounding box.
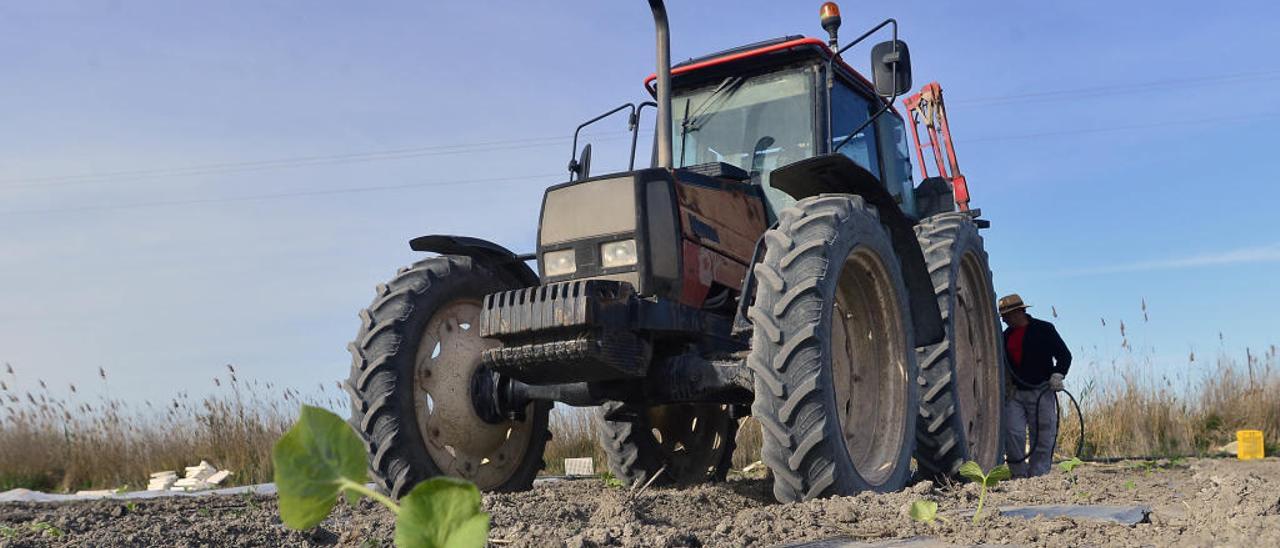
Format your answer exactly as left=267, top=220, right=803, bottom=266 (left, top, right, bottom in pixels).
left=820, top=2, right=842, bottom=48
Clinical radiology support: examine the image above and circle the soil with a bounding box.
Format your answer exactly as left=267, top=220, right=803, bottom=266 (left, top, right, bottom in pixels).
left=1, top=458, right=1277, bottom=547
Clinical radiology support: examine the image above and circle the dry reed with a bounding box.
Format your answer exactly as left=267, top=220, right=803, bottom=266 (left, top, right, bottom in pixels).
left=0, top=365, right=343, bottom=492
left=2, top=344, right=1275, bottom=492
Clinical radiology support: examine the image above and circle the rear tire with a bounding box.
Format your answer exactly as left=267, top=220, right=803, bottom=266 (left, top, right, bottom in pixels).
left=596, top=402, right=737, bottom=487
left=912, top=213, right=1006, bottom=479
left=746, top=195, right=919, bottom=502
left=346, top=256, right=550, bottom=498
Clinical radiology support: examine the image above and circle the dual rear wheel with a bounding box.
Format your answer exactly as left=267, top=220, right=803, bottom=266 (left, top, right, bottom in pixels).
left=744, top=195, right=918, bottom=501
left=912, top=213, right=1005, bottom=477
left=742, top=196, right=1004, bottom=501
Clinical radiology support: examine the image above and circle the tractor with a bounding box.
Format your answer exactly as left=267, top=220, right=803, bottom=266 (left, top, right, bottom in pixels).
left=346, top=0, right=1005, bottom=503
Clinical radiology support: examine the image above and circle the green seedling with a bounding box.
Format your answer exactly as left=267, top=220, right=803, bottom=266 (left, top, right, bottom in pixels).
left=1123, top=479, right=1136, bottom=490
left=1130, top=458, right=1185, bottom=474
left=273, top=405, right=488, bottom=548
left=29, top=522, right=63, bottom=538
left=908, top=500, right=950, bottom=525
left=1059, top=457, right=1084, bottom=473
left=600, top=472, right=624, bottom=489
left=124, top=501, right=137, bottom=513
left=242, top=491, right=260, bottom=511
left=958, top=461, right=1010, bottom=524
left=0, top=525, right=17, bottom=538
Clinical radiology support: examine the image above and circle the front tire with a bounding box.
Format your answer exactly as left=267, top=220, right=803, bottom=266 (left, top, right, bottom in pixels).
left=346, top=256, right=550, bottom=498
left=746, top=195, right=919, bottom=502
left=912, top=213, right=1006, bottom=479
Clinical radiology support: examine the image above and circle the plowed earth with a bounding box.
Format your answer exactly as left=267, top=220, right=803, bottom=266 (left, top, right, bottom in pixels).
left=1, top=458, right=1276, bottom=547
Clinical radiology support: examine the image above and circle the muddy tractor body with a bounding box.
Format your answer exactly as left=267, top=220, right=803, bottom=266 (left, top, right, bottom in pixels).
left=347, top=1, right=1006, bottom=502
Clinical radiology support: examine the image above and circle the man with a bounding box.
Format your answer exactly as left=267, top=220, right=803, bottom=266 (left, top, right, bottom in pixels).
left=999, top=293, right=1071, bottom=478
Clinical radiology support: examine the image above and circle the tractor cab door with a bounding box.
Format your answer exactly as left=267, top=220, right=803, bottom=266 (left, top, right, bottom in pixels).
left=826, top=77, right=918, bottom=218
left=828, top=80, right=882, bottom=180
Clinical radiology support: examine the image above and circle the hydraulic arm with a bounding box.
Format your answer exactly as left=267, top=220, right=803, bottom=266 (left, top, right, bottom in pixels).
left=903, top=82, right=970, bottom=212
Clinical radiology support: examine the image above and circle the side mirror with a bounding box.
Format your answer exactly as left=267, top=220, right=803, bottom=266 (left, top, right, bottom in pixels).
left=870, top=40, right=912, bottom=97
left=568, top=143, right=592, bottom=181
left=576, top=144, right=592, bottom=180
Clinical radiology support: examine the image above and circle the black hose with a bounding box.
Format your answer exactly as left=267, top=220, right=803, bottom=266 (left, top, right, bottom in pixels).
left=1003, top=369, right=1085, bottom=464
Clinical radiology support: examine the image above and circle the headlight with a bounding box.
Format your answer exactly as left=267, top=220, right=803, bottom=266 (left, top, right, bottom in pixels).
left=600, top=239, right=638, bottom=269
left=542, top=249, right=576, bottom=277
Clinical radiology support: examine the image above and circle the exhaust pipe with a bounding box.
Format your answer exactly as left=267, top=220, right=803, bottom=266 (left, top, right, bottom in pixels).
left=648, top=0, right=673, bottom=169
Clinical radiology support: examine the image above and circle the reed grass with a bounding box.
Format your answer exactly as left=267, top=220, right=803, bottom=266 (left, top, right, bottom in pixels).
left=2, top=344, right=1275, bottom=492
left=0, top=365, right=343, bottom=492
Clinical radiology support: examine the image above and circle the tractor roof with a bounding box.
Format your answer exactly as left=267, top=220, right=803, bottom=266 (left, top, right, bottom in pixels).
left=644, top=36, right=891, bottom=109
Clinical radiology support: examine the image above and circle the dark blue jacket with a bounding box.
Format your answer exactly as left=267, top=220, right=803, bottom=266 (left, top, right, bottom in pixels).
left=1004, top=316, right=1072, bottom=389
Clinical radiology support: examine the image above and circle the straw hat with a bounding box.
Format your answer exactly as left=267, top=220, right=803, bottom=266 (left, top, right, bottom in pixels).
left=998, top=293, right=1031, bottom=315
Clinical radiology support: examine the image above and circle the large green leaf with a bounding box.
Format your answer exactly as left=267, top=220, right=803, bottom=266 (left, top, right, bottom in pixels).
left=272, top=405, right=369, bottom=530
left=908, top=500, right=938, bottom=524
left=395, top=477, right=491, bottom=548
left=984, top=464, right=1011, bottom=486
left=957, top=461, right=985, bottom=483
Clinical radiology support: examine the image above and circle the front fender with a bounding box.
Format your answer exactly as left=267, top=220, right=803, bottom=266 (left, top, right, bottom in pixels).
left=409, top=234, right=539, bottom=288
left=770, top=154, right=944, bottom=346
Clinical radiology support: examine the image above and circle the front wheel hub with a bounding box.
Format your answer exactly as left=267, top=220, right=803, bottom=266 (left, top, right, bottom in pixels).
left=413, top=300, right=535, bottom=483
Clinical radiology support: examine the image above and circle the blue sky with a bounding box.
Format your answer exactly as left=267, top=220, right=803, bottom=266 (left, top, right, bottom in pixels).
left=1, top=1, right=1277, bottom=403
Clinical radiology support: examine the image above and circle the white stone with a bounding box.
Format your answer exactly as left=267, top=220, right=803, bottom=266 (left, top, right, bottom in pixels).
left=563, top=457, right=594, bottom=477
left=147, top=476, right=177, bottom=491
left=184, top=460, right=217, bottom=481
left=1219, top=441, right=1239, bottom=455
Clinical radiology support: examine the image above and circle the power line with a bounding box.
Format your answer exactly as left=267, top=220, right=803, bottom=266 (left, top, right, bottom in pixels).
left=3, top=68, right=1275, bottom=191
left=0, top=173, right=563, bottom=215
left=7, top=110, right=1273, bottom=216
left=961, top=111, right=1280, bottom=144
left=0, top=133, right=636, bottom=189
left=950, top=68, right=1280, bottom=108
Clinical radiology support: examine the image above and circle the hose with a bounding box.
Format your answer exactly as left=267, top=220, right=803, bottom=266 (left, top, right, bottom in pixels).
left=1003, top=367, right=1085, bottom=464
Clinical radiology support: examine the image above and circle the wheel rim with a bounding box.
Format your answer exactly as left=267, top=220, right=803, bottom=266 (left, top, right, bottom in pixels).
left=413, top=300, right=534, bottom=489
left=646, top=404, right=733, bottom=482
left=954, top=251, right=1002, bottom=467
left=829, top=246, right=910, bottom=487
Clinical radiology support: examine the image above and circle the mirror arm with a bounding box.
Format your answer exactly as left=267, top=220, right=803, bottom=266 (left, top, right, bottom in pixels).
left=832, top=70, right=898, bottom=155
left=569, top=102, right=637, bottom=181
left=825, top=18, right=898, bottom=151
left=630, top=101, right=657, bottom=171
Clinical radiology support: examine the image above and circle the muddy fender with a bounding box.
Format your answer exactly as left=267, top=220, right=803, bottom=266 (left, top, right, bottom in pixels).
left=409, top=234, right=539, bottom=288
left=770, top=154, right=944, bottom=345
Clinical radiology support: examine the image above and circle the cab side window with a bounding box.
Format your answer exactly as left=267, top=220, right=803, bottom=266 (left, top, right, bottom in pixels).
left=829, top=82, right=881, bottom=181
left=876, top=113, right=916, bottom=213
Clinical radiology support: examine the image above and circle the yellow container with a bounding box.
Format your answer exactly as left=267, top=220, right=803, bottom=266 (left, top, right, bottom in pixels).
left=1237, top=430, right=1265, bottom=460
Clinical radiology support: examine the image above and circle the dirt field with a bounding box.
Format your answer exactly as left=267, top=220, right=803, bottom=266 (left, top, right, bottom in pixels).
left=0, top=458, right=1276, bottom=547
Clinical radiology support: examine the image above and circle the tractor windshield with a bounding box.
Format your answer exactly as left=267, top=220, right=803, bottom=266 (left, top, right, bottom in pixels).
left=672, top=67, right=814, bottom=210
